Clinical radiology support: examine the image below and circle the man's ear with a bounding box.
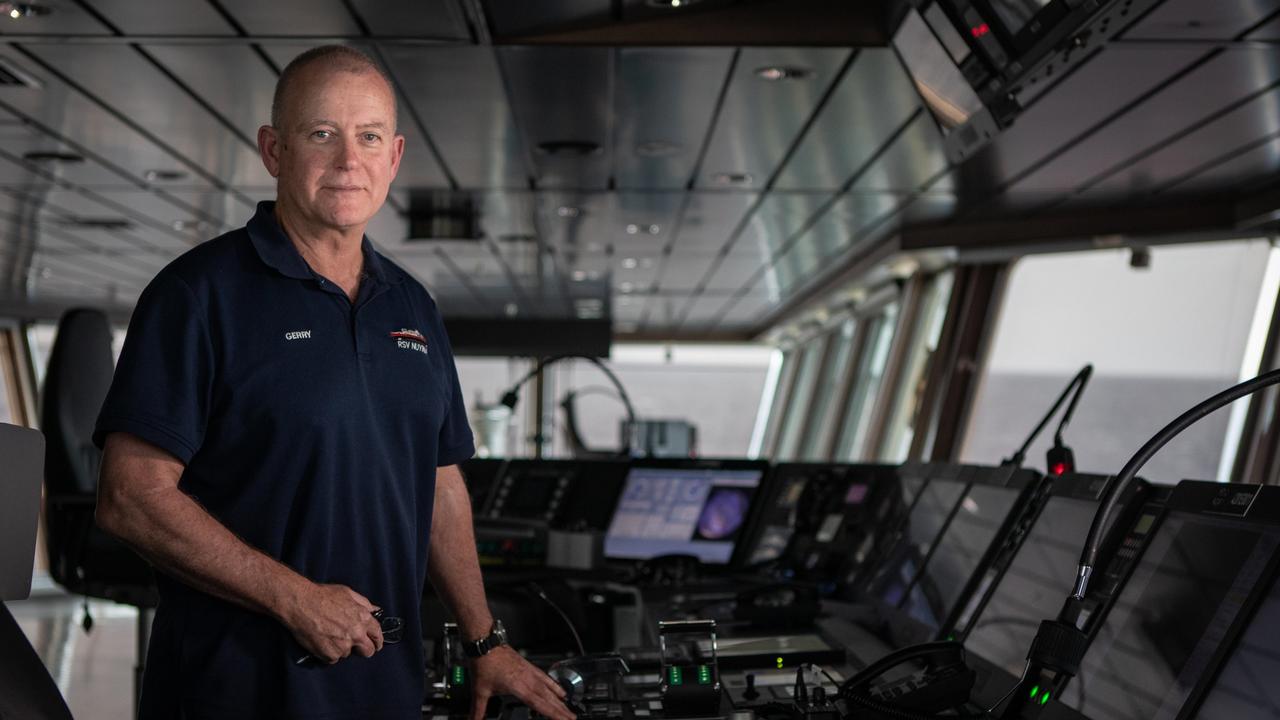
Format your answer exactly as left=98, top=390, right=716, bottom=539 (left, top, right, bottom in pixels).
left=258, top=125, right=282, bottom=178
left=388, top=133, right=405, bottom=181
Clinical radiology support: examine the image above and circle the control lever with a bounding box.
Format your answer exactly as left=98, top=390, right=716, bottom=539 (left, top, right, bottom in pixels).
left=743, top=673, right=759, bottom=701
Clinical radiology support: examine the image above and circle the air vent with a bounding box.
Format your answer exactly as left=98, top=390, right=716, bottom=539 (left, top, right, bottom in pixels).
left=0, top=55, right=40, bottom=88
left=60, top=218, right=132, bottom=231
left=407, top=192, right=481, bottom=241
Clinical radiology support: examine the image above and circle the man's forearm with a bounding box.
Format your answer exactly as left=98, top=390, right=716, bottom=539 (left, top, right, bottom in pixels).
left=98, top=470, right=309, bottom=624
left=427, top=465, right=494, bottom=639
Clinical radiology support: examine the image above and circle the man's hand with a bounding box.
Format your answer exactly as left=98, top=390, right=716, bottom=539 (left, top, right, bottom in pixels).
left=282, top=582, right=384, bottom=663
left=470, top=646, right=574, bottom=720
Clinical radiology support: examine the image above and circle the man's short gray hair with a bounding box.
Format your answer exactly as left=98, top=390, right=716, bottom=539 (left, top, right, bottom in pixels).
left=270, top=45, right=398, bottom=130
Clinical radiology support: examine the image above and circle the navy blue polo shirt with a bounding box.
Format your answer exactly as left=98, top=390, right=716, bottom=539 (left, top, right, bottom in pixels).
left=94, top=201, right=474, bottom=720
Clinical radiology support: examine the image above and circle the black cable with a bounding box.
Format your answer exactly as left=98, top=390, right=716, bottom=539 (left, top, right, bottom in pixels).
left=527, top=582, right=587, bottom=657
left=500, top=354, right=638, bottom=454
left=1004, top=365, right=1093, bottom=468
left=1054, top=365, right=1092, bottom=449
left=1072, top=367, right=1280, bottom=598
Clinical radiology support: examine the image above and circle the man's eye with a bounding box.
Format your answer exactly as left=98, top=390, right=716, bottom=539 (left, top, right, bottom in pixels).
left=363, top=133, right=380, bottom=142
left=312, top=130, right=332, bottom=140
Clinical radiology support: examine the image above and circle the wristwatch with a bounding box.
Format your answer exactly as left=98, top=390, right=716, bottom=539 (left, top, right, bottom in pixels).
left=463, top=619, right=509, bottom=658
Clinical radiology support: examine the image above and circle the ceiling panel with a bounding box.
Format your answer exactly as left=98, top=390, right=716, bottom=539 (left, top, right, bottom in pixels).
left=680, top=296, right=731, bottom=329
left=91, top=0, right=237, bottom=35
left=217, top=0, right=363, bottom=36
left=0, top=1, right=112, bottom=35
left=701, top=255, right=766, bottom=292
left=0, top=126, right=136, bottom=188
left=958, top=44, right=1208, bottom=200
left=535, top=192, right=615, bottom=251
left=1123, top=0, right=1280, bottom=40
left=614, top=48, right=733, bottom=190
left=24, top=43, right=274, bottom=187
left=775, top=49, right=921, bottom=191
left=847, top=113, right=948, bottom=193
left=1006, top=47, right=1280, bottom=196
left=350, top=0, right=471, bottom=39
left=735, top=191, right=829, bottom=257
left=665, top=190, right=757, bottom=253
left=1081, top=85, right=1280, bottom=198
left=381, top=45, right=528, bottom=189
left=718, top=292, right=774, bottom=330
left=1162, top=135, right=1280, bottom=193
left=657, top=251, right=719, bottom=292
left=695, top=47, right=852, bottom=190
left=498, top=46, right=612, bottom=190
left=142, top=44, right=274, bottom=145
left=0, top=51, right=222, bottom=191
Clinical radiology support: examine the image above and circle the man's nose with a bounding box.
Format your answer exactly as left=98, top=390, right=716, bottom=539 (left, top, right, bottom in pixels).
left=334, top=137, right=360, bottom=170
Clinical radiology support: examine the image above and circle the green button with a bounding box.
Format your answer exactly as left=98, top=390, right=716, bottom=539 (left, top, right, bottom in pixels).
left=669, top=666, right=683, bottom=685
left=697, top=665, right=712, bottom=685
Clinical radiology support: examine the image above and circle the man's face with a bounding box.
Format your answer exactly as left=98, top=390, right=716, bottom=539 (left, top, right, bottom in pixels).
left=259, top=64, right=404, bottom=232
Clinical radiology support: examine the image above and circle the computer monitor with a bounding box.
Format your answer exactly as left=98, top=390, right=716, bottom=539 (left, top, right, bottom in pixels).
left=604, top=459, right=767, bottom=564
left=866, top=469, right=969, bottom=608
left=1067, top=482, right=1280, bottom=720
left=483, top=459, right=630, bottom=531
left=897, top=468, right=1037, bottom=636
left=1, top=423, right=45, bottom=601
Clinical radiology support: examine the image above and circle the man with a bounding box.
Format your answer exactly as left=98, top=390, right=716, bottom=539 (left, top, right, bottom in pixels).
left=94, top=45, right=574, bottom=720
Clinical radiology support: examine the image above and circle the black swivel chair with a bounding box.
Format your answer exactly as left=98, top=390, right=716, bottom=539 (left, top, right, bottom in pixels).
left=41, top=308, right=157, bottom=712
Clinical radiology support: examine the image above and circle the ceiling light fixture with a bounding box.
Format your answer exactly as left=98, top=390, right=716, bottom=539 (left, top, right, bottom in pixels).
left=556, top=205, right=582, bottom=218
left=755, top=66, right=813, bottom=81
left=621, top=258, right=638, bottom=269
left=645, top=0, right=701, bottom=7
left=145, top=169, right=189, bottom=182
left=711, top=172, right=753, bottom=186
left=536, top=140, right=601, bottom=157
left=1, top=3, right=51, bottom=20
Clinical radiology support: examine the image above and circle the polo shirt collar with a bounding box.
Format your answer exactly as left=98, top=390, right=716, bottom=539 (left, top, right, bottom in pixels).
left=246, top=200, right=403, bottom=285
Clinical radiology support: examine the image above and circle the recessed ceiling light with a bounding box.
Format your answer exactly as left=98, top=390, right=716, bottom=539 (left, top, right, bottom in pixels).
left=711, top=172, right=753, bottom=186
left=504, top=302, right=519, bottom=317
left=635, top=141, right=682, bottom=158
left=621, top=258, right=638, bottom=269
left=755, top=66, right=813, bottom=81
left=536, top=140, right=601, bottom=157
left=625, top=224, right=661, bottom=235
left=172, top=220, right=206, bottom=232
left=619, top=282, right=635, bottom=294
left=22, top=151, right=83, bottom=164
left=645, top=0, right=700, bottom=7
left=145, top=169, right=188, bottom=182
left=556, top=205, right=582, bottom=218
left=1, top=3, right=51, bottom=20
left=572, top=270, right=587, bottom=281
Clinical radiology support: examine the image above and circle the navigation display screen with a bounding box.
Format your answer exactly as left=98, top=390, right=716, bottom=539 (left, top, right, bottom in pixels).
left=869, top=479, right=967, bottom=607
left=900, top=483, right=1023, bottom=632
left=1193, top=573, right=1280, bottom=718
left=964, top=495, right=1097, bottom=692
left=604, top=466, right=764, bottom=564
left=1070, top=513, right=1280, bottom=720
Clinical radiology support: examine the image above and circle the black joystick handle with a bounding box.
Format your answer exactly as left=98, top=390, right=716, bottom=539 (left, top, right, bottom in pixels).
left=744, top=673, right=759, bottom=700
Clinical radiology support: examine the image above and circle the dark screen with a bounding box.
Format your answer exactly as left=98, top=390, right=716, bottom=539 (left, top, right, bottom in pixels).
left=1071, top=513, right=1280, bottom=720
left=989, top=0, right=1054, bottom=36
left=964, top=496, right=1096, bottom=689
left=871, top=479, right=967, bottom=607
left=1192, top=572, right=1280, bottom=718
left=901, top=484, right=1022, bottom=631
left=498, top=472, right=562, bottom=520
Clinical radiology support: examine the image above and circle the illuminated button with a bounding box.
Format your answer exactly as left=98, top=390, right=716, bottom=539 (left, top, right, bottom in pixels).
left=668, top=667, right=683, bottom=685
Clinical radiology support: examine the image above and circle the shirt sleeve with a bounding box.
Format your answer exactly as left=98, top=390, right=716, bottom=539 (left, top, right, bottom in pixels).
left=93, top=270, right=214, bottom=464
left=431, top=308, right=474, bottom=468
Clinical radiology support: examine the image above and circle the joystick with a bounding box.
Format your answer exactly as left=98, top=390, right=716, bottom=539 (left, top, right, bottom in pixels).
left=743, top=674, right=759, bottom=701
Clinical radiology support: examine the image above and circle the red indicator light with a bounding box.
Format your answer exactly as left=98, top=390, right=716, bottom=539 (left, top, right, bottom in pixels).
left=971, top=23, right=991, bottom=38
left=1051, top=462, right=1068, bottom=476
